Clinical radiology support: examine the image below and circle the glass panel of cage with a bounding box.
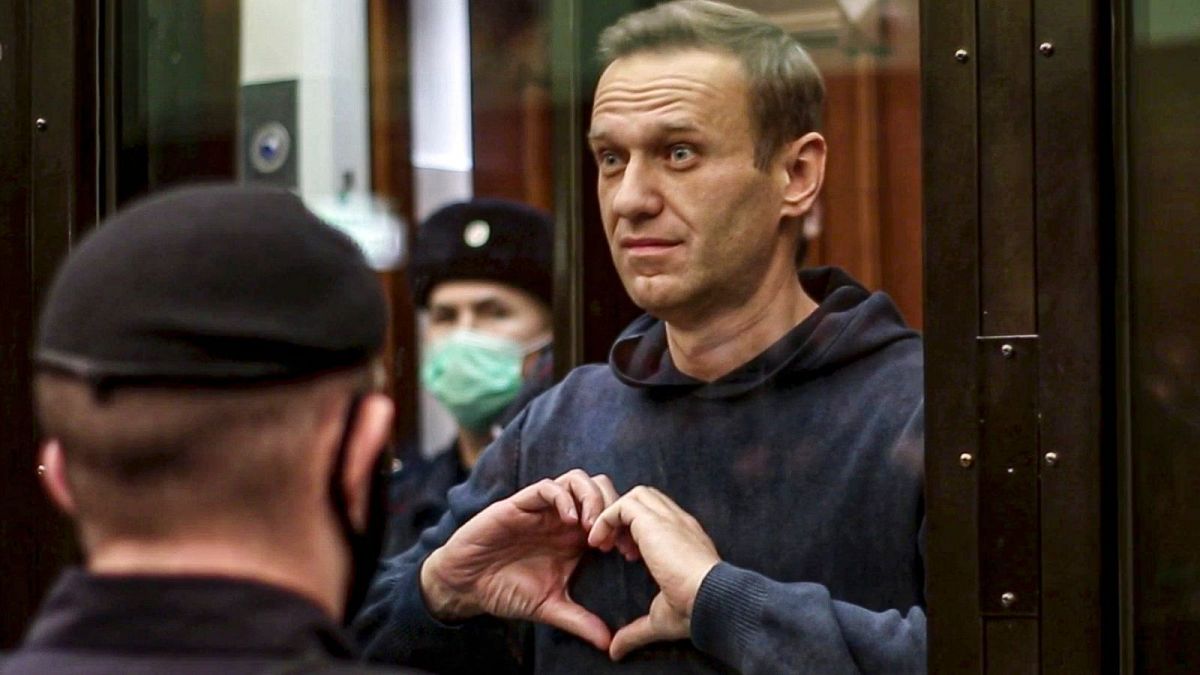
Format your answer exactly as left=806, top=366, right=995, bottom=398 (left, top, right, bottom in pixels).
left=113, top=0, right=921, bottom=464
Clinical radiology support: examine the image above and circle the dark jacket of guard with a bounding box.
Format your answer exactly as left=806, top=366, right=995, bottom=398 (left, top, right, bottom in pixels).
left=385, top=347, right=554, bottom=558
left=0, top=570, right=407, bottom=674
left=354, top=267, right=927, bottom=674
left=385, top=443, right=468, bottom=558
left=6, top=185, right=417, bottom=675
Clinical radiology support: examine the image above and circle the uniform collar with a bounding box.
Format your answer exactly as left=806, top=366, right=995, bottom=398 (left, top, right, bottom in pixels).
left=21, top=568, right=358, bottom=659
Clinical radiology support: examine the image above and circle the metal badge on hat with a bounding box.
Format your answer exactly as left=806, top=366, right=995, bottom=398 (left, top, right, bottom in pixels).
left=463, top=219, right=491, bottom=248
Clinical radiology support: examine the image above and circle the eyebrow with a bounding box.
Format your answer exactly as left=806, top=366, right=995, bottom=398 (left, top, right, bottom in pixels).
left=471, top=297, right=509, bottom=311
left=431, top=295, right=509, bottom=311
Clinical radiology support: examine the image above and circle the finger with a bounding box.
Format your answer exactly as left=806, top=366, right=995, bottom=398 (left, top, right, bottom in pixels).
left=543, top=481, right=581, bottom=524
left=584, top=506, right=638, bottom=560
left=538, top=597, right=613, bottom=652
left=593, top=490, right=641, bottom=559
left=585, top=473, right=622, bottom=528
left=640, top=486, right=709, bottom=535
left=609, top=614, right=661, bottom=661
left=626, top=485, right=677, bottom=518
left=555, top=469, right=606, bottom=528
left=510, top=479, right=577, bottom=523
left=591, top=474, right=621, bottom=506
left=616, top=532, right=641, bottom=562
left=587, top=500, right=627, bottom=550
left=588, top=494, right=656, bottom=549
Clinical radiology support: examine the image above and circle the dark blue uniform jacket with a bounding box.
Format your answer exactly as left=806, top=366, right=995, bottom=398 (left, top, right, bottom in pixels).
left=2, top=569, right=411, bottom=674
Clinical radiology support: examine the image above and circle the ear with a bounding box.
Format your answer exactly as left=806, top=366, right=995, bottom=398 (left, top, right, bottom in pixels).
left=341, top=393, right=395, bottom=530
left=39, top=439, right=77, bottom=516
left=778, top=132, right=827, bottom=220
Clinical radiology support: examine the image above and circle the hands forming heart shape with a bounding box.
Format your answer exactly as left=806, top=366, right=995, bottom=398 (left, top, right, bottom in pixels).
left=419, top=469, right=721, bottom=661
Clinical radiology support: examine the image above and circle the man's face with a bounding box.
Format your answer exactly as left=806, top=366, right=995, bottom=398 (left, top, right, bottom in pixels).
left=426, top=280, right=552, bottom=347
left=588, top=49, right=794, bottom=325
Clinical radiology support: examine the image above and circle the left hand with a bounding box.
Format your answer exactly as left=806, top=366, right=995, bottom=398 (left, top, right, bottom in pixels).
left=420, top=470, right=624, bottom=650
left=587, top=486, right=721, bottom=661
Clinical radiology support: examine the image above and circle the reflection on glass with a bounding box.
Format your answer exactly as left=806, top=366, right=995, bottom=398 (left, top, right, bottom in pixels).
left=391, top=197, right=557, bottom=555
left=238, top=0, right=405, bottom=268
left=1128, top=0, right=1200, bottom=671
left=409, top=0, right=557, bottom=459
left=114, top=4, right=930, bottom=670
left=113, top=0, right=239, bottom=204
left=352, top=3, right=927, bottom=672
left=733, top=0, right=923, bottom=327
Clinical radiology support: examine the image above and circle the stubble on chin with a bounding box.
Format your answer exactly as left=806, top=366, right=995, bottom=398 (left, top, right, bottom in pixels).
left=627, top=274, right=701, bottom=323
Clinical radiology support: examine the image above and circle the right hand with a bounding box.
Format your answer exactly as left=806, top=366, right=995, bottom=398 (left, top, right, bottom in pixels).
left=419, top=469, right=621, bottom=650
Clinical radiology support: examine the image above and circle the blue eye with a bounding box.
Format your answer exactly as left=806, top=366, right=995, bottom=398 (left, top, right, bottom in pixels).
left=669, top=145, right=695, bottom=163
left=595, top=150, right=625, bottom=174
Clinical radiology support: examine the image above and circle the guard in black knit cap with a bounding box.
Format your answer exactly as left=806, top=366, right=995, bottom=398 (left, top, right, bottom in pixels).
left=37, top=184, right=387, bottom=387
left=383, top=198, right=555, bottom=556
left=14, top=184, right=415, bottom=675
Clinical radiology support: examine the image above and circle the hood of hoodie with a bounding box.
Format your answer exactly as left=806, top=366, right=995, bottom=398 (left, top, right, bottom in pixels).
left=609, top=266, right=919, bottom=399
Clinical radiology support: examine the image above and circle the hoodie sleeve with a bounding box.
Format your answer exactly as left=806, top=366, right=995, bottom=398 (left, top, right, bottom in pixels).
left=690, top=552, right=926, bottom=674
left=352, top=411, right=528, bottom=674
left=686, top=378, right=927, bottom=675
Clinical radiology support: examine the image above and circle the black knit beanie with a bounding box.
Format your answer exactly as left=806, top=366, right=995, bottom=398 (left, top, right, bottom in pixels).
left=35, top=184, right=387, bottom=389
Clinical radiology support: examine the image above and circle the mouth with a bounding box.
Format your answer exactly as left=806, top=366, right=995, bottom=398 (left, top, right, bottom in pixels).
left=619, top=237, right=682, bottom=255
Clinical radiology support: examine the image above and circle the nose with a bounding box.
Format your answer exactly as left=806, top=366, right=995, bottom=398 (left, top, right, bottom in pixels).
left=437, top=307, right=480, bottom=333
left=610, top=155, right=663, bottom=224
left=455, top=311, right=479, bottom=331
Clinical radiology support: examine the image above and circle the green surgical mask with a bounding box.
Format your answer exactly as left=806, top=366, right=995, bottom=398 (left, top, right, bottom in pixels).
left=421, top=329, right=546, bottom=432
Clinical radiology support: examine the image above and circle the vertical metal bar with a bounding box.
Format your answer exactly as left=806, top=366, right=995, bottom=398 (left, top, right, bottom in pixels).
left=549, top=0, right=585, bottom=375
left=0, top=0, right=37, bottom=648
left=101, top=0, right=119, bottom=215
left=82, top=0, right=99, bottom=233
left=928, top=0, right=1110, bottom=670
left=922, top=0, right=983, bottom=669
left=1033, top=0, right=1109, bottom=671
left=1110, top=0, right=1136, bottom=669
left=2, top=0, right=94, bottom=647
left=977, top=335, right=1040, bottom=618
left=30, top=0, right=77, bottom=302
left=978, top=0, right=1037, bottom=336
left=549, top=0, right=648, bottom=373
left=985, top=618, right=1040, bottom=675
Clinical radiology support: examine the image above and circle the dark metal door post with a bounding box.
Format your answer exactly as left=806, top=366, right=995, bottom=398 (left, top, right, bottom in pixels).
left=923, top=0, right=1111, bottom=671
left=0, top=0, right=97, bottom=648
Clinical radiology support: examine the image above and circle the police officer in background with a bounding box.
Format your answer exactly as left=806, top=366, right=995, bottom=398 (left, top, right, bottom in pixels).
left=3, top=185, right=420, bottom=674
left=386, top=199, right=554, bottom=555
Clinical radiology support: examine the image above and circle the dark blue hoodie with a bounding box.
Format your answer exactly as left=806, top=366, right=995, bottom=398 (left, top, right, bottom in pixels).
left=355, top=267, right=926, bottom=674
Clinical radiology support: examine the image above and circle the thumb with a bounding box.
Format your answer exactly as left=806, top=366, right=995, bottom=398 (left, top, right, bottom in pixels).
left=609, top=613, right=659, bottom=661
left=538, top=596, right=613, bottom=652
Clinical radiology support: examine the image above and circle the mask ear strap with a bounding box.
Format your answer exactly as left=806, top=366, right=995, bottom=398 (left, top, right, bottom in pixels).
left=328, top=390, right=365, bottom=530
left=327, top=393, right=364, bottom=596
left=327, top=391, right=392, bottom=623
left=523, top=334, right=554, bottom=356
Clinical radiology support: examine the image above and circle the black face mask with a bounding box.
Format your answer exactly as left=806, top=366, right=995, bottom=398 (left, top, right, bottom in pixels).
left=328, top=394, right=391, bottom=624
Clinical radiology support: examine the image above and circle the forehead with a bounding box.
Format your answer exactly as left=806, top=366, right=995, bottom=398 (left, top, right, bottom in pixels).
left=590, top=49, right=749, bottom=133
left=429, top=280, right=544, bottom=310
